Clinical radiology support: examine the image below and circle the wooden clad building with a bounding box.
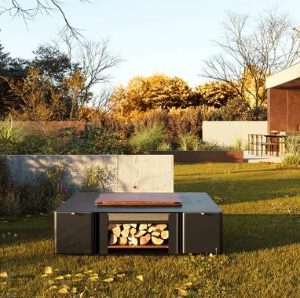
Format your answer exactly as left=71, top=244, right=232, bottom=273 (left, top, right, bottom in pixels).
left=266, top=63, right=300, bottom=133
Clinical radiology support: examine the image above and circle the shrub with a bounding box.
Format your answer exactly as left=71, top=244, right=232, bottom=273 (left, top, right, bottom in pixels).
left=233, top=138, right=244, bottom=150
left=168, top=107, right=209, bottom=139
left=65, top=125, right=131, bottom=154
left=178, top=133, right=199, bottom=151
left=82, top=166, right=116, bottom=192
left=17, top=134, right=56, bottom=154
left=285, top=135, right=300, bottom=155
left=282, top=155, right=300, bottom=165
left=131, top=109, right=169, bottom=132
left=282, top=135, right=300, bottom=166
left=0, top=158, right=18, bottom=216
left=208, top=97, right=252, bottom=120
left=157, top=142, right=172, bottom=151
left=0, top=117, right=26, bottom=154
left=0, top=164, right=68, bottom=217
left=129, top=124, right=166, bottom=153
left=0, top=158, right=10, bottom=193
left=196, top=141, right=221, bottom=151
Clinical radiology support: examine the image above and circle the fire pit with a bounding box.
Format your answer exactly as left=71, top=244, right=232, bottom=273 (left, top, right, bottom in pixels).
left=54, top=192, right=222, bottom=255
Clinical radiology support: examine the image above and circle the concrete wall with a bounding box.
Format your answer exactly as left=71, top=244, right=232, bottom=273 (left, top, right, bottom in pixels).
left=268, top=89, right=300, bottom=132
left=3, top=155, right=173, bottom=192
left=202, top=121, right=268, bottom=147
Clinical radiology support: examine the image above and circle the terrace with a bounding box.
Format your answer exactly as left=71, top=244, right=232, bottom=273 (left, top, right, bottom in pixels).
left=248, top=63, right=300, bottom=157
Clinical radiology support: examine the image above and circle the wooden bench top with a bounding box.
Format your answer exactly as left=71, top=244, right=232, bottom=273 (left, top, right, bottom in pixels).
left=95, top=193, right=182, bottom=207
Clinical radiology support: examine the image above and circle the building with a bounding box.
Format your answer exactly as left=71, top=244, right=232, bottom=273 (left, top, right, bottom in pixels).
left=266, top=63, right=300, bottom=133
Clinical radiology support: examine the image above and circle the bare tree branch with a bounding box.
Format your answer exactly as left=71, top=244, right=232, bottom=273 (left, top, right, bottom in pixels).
left=0, top=0, right=91, bottom=37
left=202, top=10, right=300, bottom=119
left=53, top=32, right=121, bottom=111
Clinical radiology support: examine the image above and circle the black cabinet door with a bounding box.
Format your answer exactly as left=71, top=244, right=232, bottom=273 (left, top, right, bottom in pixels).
left=182, top=213, right=222, bottom=254
left=54, top=212, right=95, bottom=254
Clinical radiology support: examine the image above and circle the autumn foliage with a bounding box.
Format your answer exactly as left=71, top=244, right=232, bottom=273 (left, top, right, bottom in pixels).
left=109, top=74, right=200, bottom=115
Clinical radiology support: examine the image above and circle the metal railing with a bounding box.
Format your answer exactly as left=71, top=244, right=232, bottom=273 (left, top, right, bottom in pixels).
left=248, top=134, right=287, bottom=156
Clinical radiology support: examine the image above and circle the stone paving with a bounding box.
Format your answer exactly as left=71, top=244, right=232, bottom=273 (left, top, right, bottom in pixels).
left=243, top=151, right=283, bottom=163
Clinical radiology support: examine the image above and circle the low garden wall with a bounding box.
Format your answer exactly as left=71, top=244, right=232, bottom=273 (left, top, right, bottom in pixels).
left=203, top=121, right=268, bottom=147
left=150, top=150, right=244, bottom=163
left=3, top=155, right=174, bottom=192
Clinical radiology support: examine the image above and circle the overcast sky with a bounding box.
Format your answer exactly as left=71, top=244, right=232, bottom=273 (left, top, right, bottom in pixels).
left=1, top=0, right=300, bottom=87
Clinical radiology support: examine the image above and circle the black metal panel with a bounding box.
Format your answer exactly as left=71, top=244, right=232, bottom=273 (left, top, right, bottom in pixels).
left=182, top=213, right=222, bottom=254
left=168, top=213, right=179, bottom=254
left=54, top=212, right=95, bottom=254
left=98, top=213, right=108, bottom=255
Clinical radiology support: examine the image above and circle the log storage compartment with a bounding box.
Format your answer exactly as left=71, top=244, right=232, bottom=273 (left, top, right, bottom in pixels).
left=54, top=192, right=222, bottom=255
left=108, top=223, right=169, bottom=249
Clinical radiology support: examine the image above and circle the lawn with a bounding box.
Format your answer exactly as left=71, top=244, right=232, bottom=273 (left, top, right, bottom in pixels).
left=1, top=163, right=300, bottom=297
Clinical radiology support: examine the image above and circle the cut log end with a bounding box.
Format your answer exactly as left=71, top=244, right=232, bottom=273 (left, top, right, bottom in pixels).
left=151, top=236, right=164, bottom=245
left=109, top=234, right=118, bottom=245
left=161, top=230, right=169, bottom=240
left=140, top=233, right=151, bottom=245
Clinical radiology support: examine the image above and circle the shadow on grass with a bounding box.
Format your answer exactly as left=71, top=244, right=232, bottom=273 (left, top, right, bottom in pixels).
left=224, top=214, right=300, bottom=253
left=175, top=177, right=300, bottom=204
left=0, top=215, right=52, bottom=245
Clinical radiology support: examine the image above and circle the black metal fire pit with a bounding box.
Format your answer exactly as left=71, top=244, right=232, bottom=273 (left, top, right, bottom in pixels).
left=54, top=192, right=222, bottom=255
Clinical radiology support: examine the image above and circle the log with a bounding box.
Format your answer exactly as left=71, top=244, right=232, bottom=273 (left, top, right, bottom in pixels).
left=119, top=236, right=128, bottom=245
left=139, top=224, right=148, bottom=231
left=161, top=230, right=169, bottom=240
left=151, top=231, right=160, bottom=237
left=123, top=224, right=131, bottom=230
left=129, top=228, right=137, bottom=235
left=121, top=228, right=129, bottom=238
left=156, top=224, right=167, bottom=231
left=135, top=230, right=147, bottom=238
left=128, top=236, right=138, bottom=246
left=109, top=234, right=118, bottom=245
left=140, top=233, right=151, bottom=245
left=151, top=236, right=164, bottom=245
left=112, top=226, right=121, bottom=237
left=148, top=226, right=156, bottom=233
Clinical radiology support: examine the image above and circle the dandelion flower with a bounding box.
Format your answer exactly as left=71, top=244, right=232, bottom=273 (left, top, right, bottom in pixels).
left=44, top=267, right=53, bottom=275
left=0, top=272, right=8, bottom=278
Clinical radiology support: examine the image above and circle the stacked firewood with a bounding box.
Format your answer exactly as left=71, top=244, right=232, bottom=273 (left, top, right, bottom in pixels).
left=108, top=223, right=169, bottom=246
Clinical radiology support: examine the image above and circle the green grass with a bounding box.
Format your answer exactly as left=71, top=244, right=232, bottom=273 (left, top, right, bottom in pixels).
left=1, top=163, right=300, bottom=297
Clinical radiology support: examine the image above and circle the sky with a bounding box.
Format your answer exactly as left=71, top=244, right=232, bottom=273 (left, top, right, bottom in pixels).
left=1, top=0, right=300, bottom=88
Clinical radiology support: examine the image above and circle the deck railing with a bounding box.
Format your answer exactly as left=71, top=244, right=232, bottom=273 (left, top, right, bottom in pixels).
left=248, top=134, right=287, bottom=156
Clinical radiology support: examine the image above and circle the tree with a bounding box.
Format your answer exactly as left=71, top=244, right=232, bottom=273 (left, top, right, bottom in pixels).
left=194, top=81, right=238, bottom=108
left=0, top=0, right=90, bottom=37
left=0, top=44, right=11, bottom=72
left=78, top=40, right=120, bottom=108
left=1, top=38, right=118, bottom=119
left=110, top=74, right=195, bottom=116
left=62, top=69, right=85, bottom=119
left=32, top=45, right=75, bottom=84
left=203, top=10, right=300, bottom=119
left=208, top=97, right=252, bottom=121
left=0, top=42, right=28, bottom=117
left=28, top=44, right=88, bottom=119
left=54, top=34, right=120, bottom=110
left=7, top=67, right=66, bottom=120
